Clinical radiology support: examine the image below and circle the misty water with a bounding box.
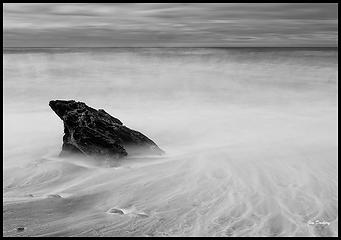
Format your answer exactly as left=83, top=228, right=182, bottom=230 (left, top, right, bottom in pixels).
left=3, top=48, right=338, bottom=236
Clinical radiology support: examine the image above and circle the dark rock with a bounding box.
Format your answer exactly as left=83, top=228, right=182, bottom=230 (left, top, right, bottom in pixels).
left=49, top=100, right=164, bottom=160
left=16, top=227, right=25, bottom=232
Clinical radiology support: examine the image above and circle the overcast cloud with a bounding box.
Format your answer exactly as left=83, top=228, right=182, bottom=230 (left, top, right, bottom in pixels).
left=3, top=3, right=338, bottom=47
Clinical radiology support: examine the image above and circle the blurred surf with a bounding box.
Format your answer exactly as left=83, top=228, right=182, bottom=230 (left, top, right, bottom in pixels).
left=3, top=48, right=338, bottom=236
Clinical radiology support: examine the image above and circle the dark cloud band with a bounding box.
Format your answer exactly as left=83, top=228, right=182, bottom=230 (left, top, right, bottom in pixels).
left=3, top=3, right=338, bottom=47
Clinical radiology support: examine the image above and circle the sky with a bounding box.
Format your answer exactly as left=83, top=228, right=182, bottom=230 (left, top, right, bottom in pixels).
left=3, top=3, right=338, bottom=47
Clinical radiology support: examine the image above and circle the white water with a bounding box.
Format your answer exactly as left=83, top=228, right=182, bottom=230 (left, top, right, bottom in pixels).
left=3, top=48, right=338, bottom=236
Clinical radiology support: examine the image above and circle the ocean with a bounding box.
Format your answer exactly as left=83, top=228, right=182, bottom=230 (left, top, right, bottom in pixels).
left=3, top=47, right=338, bottom=236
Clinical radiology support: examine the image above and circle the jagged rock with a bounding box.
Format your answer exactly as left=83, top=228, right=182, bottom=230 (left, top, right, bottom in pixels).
left=49, top=100, right=164, bottom=159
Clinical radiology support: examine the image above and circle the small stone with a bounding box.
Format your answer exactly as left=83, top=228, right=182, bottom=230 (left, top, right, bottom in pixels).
left=108, top=208, right=124, bottom=215
left=17, top=227, right=25, bottom=232
left=47, top=194, right=62, bottom=198
left=137, top=213, right=149, bottom=218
